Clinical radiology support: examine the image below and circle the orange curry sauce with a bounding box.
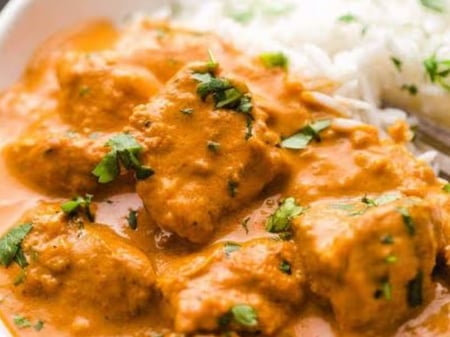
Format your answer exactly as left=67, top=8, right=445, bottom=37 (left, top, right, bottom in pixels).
left=0, top=18, right=450, bottom=337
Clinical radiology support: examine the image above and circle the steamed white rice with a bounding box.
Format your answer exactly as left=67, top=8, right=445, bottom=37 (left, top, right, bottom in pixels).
left=144, top=0, right=450, bottom=137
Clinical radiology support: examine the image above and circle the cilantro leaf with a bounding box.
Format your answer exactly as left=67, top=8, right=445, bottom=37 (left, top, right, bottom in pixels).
left=407, top=271, right=423, bottom=307
left=398, top=207, right=416, bottom=236
left=424, top=54, right=450, bottom=91
left=391, top=56, right=402, bottom=72
left=13, top=315, right=32, bottom=329
left=127, top=210, right=138, bottom=230
left=279, top=260, right=292, bottom=275
left=420, top=0, right=445, bottom=12
left=266, top=197, right=304, bottom=233
left=0, top=223, right=33, bottom=267
left=260, top=52, right=289, bottom=70
left=443, top=183, right=450, bottom=192
left=92, top=133, right=154, bottom=183
left=61, top=194, right=94, bottom=221
left=230, top=304, right=258, bottom=327
left=34, top=320, right=44, bottom=331
left=337, top=13, right=358, bottom=23
left=224, top=242, right=241, bottom=256
left=281, top=120, right=332, bottom=150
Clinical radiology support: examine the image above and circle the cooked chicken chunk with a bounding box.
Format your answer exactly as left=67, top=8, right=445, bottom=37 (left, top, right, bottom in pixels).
left=293, top=196, right=439, bottom=333
left=130, top=64, right=286, bottom=243
left=3, top=123, right=109, bottom=195
left=16, top=202, right=156, bottom=319
left=159, top=238, right=304, bottom=335
left=57, top=51, right=161, bottom=132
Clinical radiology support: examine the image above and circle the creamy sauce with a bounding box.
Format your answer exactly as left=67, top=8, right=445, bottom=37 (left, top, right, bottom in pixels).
left=0, top=18, right=449, bottom=337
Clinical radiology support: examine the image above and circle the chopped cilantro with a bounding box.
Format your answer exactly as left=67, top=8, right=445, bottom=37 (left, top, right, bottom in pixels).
left=92, top=133, right=154, bottom=183
left=407, top=271, right=423, bottom=307
left=13, top=270, right=26, bottom=286
left=13, top=315, right=32, bottom=329
left=34, top=320, right=44, bottom=331
left=78, top=86, right=91, bottom=97
left=385, top=255, right=398, bottom=264
left=207, top=141, right=220, bottom=153
left=381, top=234, right=395, bottom=245
left=420, top=0, right=445, bottom=12
left=279, top=260, right=292, bottom=275
left=126, top=210, right=138, bottom=230
left=259, top=52, right=289, bottom=70
left=230, top=304, right=258, bottom=327
left=61, top=194, right=94, bottom=222
left=423, top=54, right=450, bottom=91
left=362, top=193, right=401, bottom=207
left=207, top=49, right=218, bottom=71
left=281, top=120, right=332, bottom=150
left=241, top=217, right=250, bottom=234
left=337, top=13, right=358, bottom=23
left=443, top=183, right=450, bottom=192
left=224, top=242, right=241, bottom=257
left=401, top=84, right=418, bottom=95
left=382, top=281, right=392, bottom=301
left=391, top=57, right=403, bottom=72
left=228, top=180, right=239, bottom=198
left=266, top=197, right=304, bottom=233
left=397, top=207, right=415, bottom=236
left=0, top=223, right=32, bottom=267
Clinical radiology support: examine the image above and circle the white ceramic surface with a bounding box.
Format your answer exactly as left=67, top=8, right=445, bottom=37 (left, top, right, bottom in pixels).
left=0, top=0, right=165, bottom=335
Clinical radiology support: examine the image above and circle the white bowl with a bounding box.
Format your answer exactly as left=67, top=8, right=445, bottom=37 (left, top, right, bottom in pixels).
left=0, top=0, right=167, bottom=89
left=0, top=0, right=165, bottom=335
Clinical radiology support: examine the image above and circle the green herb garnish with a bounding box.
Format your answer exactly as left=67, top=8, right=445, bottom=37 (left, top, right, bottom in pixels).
left=126, top=210, right=138, bottom=230
left=401, top=84, right=418, bottom=95
left=92, top=133, right=154, bottom=183
left=420, top=0, right=445, bottom=12
left=241, top=217, right=250, bottom=234
left=337, top=13, right=358, bottom=23
left=443, top=183, right=450, bottom=192
left=385, top=255, right=398, bottom=264
left=266, top=197, right=304, bottom=233
left=61, top=194, right=94, bottom=222
left=0, top=223, right=32, bottom=267
left=407, top=271, right=423, bottom=307
left=224, top=242, right=241, bottom=256
left=13, top=315, right=32, bottom=329
left=279, top=260, right=292, bottom=275
left=424, top=54, right=450, bottom=91
left=34, top=320, right=44, bottom=331
left=228, top=180, right=239, bottom=198
left=259, top=52, right=289, bottom=70
left=281, top=120, right=331, bottom=150
left=207, top=141, right=220, bottom=153
left=79, top=86, right=91, bottom=97
left=397, top=207, right=415, bottom=236
left=391, top=57, right=402, bottom=72
left=230, top=304, right=258, bottom=327
left=380, top=234, right=394, bottom=245
left=382, top=281, right=392, bottom=301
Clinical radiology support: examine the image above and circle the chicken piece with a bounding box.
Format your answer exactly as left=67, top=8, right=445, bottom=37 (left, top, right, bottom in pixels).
left=293, top=196, right=439, bottom=333
left=16, top=202, right=156, bottom=319
left=115, top=19, right=241, bottom=83
left=3, top=122, right=109, bottom=195
left=57, top=51, right=161, bottom=132
left=285, top=120, right=439, bottom=204
left=159, top=238, right=304, bottom=335
left=130, top=64, right=286, bottom=243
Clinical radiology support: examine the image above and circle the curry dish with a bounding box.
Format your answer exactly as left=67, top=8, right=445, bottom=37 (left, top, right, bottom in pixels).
left=1, top=18, right=450, bottom=337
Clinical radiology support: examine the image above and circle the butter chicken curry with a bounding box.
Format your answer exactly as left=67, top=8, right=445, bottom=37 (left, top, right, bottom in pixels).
left=1, top=18, right=450, bottom=337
